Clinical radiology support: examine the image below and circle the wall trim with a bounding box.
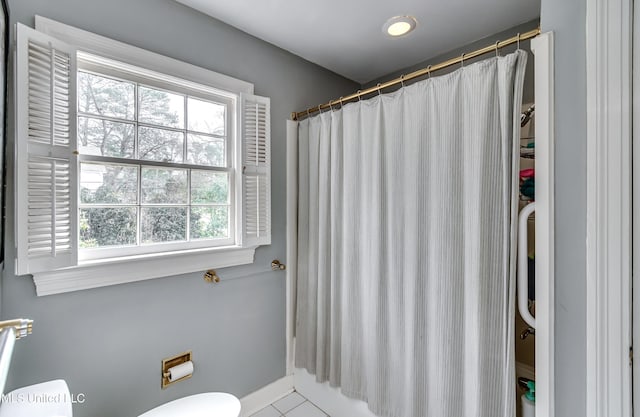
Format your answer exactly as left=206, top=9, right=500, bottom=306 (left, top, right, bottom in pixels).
left=239, top=375, right=294, bottom=417
left=33, top=247, right=256, bottom=296
left=285, top=120, right=299, bottom=375
left=634, top=0, right=640, bottom=411
left=585, top=0, right=633, bottom=416
left=530, top=31, right=555, bottom=417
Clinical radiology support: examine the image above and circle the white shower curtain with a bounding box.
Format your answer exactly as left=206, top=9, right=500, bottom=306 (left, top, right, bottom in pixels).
left=295, top=50, right=527, bottom=417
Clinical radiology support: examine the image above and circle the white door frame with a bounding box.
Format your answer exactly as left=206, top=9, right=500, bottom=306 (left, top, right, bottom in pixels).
left=635, top=0, right=640, bottom=412
left=585, top=0, right=633, bottom=417
left=531, top=32, right=555, bottom=417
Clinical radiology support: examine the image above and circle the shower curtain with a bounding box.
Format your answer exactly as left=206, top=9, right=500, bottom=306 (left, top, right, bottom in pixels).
left=294, top=50, right=527, bottom=417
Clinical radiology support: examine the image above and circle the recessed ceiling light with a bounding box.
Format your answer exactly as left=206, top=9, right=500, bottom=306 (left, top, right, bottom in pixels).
left=383, top=16, right=417, bottom=37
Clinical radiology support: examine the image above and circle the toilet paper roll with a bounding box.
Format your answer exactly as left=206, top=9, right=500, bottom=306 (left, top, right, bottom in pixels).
left=167, top=361, right=194, bottom=382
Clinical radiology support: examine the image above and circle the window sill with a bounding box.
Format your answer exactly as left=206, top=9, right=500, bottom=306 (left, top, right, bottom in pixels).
left=32, top=246, right=256, bottom=296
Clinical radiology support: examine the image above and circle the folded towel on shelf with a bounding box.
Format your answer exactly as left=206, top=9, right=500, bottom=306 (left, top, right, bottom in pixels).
left=520, top=146, right=535, bottom=158
left=520, top=168, right=535, bottom=179
left=520, top=177, right=535, bottom=199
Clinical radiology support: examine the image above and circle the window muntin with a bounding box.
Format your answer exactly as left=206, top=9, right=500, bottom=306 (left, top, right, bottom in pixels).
left=77, top=62, right=236, bottom=260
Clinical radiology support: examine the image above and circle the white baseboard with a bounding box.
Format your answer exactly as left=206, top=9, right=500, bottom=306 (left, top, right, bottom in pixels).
left=240, top=375, right=294, bottom=417
left=293, top=369, right=378, bottom=417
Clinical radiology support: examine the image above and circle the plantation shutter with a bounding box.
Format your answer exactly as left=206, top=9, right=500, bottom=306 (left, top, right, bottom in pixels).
left=240, top=93, right=271, bottom=247
left=15, top=24, right=78, bottom=275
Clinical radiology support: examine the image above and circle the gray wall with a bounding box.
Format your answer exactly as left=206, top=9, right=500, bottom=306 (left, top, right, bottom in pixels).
left=1, top=1, right=357, bottom=416
left=364, top=20, right=539, bottom=105
left=540, top=1, right=587, bottom=416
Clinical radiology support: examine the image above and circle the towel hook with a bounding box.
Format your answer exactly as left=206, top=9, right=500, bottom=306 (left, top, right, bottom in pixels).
left=377, top=83, right=382, bottom=96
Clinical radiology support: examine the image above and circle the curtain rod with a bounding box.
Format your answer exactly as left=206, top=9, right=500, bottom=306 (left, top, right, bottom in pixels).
left=291, top=27, right=540, bottom=121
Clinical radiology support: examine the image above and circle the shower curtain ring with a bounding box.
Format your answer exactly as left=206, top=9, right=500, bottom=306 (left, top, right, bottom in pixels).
left=461, top=53, right=465, bottom=68
left=400, top=75, right=405, bottom=88
left=306, top=109, right=310, bottom=117
left=516, top=33, right=521, bottom=50
left=318, top=104, right=322, bottom=114
left=377, top=83, right=382, bottom=96
left=329, top=101, right=333, bottom=111
left=357, top=90, right=362, bottom=101
left=427, top=65, right=432, bottom=78
left=339, top=96, right=344, bottom=107
left=495, top=40, right=500, bottom=57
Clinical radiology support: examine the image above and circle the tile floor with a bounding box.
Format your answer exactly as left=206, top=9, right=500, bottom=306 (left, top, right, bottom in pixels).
left=250, top=391, right=329, bottom=417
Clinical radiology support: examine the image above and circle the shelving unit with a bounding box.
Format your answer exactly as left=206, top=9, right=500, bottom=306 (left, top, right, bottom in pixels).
left=516, top=103, right=536, bottom=417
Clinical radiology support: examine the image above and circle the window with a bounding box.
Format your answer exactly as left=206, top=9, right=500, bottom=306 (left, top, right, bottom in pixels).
left=76, top=59, right=236, bottom=260
left=14, top=19, right=271, bottom=295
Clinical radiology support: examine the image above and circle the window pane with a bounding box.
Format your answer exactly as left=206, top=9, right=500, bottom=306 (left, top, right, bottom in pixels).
left=78, top=72, right=135, bottom=120
left=78, top=117, right=134, bottom=158
left=80, top=163, right=137, bottom=204
left=187, top=134, right=225, bottom=167
left=80, top=208, right=137, bottom=248
left=190, top=206, right=229, bottom=239
left=141, top=207, right=186, bottom=243
left=141, top=168, right=187, bottom=204
left=187, top=97, right=225, bottom=135
left=191, top=171, right=228, bottom=204
left=138, top=86, right=184, bottom=128
left=138, top=127, right=184, bottom=163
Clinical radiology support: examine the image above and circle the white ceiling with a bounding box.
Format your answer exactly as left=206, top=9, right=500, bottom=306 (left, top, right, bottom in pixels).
left=176, top=0, right=540, bottom=84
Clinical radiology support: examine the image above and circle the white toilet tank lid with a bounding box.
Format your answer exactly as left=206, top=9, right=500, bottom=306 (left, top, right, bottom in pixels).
left=138, top=393, right=240, bottom=417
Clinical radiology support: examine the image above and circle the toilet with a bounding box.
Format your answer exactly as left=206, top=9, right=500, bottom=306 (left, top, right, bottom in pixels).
left=138, top=392, right=241, bottom=417
left=0, top=380, right=73, bottom=417
left=0, top=380, right=239, bottom=417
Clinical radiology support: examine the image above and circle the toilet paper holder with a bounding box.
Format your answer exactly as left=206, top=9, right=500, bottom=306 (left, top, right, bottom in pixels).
left=161, top=351, right=192, bottom=389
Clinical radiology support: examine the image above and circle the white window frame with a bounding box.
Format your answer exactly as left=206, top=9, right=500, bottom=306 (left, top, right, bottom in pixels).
left=76, top=54, right=237, bottom=260
left=19, top=17, right=266, bottom=296
left=34, top=16, right=253, bottom=96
